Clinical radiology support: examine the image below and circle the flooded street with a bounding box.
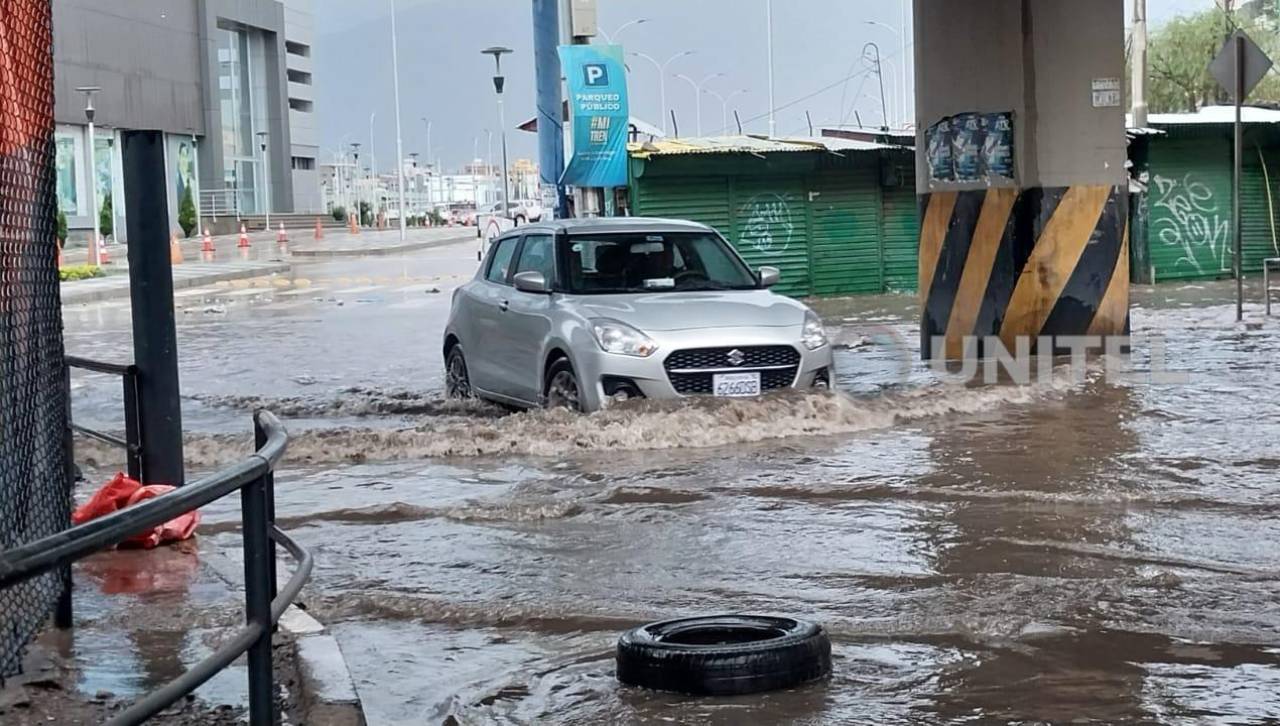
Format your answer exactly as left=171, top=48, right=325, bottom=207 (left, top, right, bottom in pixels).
left=63, top=243, right=1280, bottom=724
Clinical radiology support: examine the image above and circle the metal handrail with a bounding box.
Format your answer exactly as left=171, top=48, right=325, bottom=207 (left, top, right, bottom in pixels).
left=65, top=356, right=143, bottom=478
left=0, top=410, right=306, bottom=725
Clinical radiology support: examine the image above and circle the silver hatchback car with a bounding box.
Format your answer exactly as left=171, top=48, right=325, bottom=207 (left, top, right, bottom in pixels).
left=443, top=218, right=834, bottom=412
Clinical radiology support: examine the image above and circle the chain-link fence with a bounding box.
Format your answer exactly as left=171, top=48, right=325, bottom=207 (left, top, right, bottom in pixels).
left=0, top=0, right=70, bottom=680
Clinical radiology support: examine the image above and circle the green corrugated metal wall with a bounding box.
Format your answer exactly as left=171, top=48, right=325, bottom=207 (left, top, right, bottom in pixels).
left=1242, top=147, right=1280, bottom=271
left=1147, top=137, right=1234, bottom=281
left=809, top=167, right=880, bottom=295
left=881, top=182, right=919, bottom=293
left=632, top=176, right=731, bottom=231
left=630, top=151, right=920, bottom=298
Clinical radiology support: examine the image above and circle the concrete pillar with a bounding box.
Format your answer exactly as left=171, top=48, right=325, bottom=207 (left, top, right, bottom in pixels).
left=914, top=0, right=1129, bottom=360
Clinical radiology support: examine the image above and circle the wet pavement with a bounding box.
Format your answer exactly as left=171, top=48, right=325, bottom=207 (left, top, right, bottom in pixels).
left=62, top=242, right=1280, bottom=724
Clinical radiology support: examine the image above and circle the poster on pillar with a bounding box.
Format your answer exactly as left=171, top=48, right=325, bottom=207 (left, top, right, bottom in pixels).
left=558, top=43, right=629, bottom=189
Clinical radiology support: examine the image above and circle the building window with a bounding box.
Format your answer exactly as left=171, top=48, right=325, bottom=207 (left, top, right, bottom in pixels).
left=289, top=98, right=314, bottom=112
left=287, top=69, right=312, bottom=85
left=292, top=156, right=316, bottom=171
left=285, top=41, right=311, bottom=57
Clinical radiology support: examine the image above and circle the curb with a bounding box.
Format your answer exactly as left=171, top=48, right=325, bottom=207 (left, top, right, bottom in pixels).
left=60, top=262, right=291, bottom=305
left=289, top=233, right=475, bottom=258
left=280, top=605, right=367, bottom=726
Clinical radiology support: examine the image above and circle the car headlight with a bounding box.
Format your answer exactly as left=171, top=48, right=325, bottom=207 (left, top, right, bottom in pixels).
left=591, top=319, right=659, bottom=357
left=801, top=311, right=828, bottom=350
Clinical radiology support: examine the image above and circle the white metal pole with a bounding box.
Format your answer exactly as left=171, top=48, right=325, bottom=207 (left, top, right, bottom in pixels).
left=767, top=0, right=776, bottom=138
left=499, top=96, right=511, bottom=218
left=390, top=0, right=407, bottom=240
left=87, top=120, right=100, bottom=263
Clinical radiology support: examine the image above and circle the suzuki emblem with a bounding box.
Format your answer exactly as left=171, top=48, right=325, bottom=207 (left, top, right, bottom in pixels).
left=726, top=349, right=746, bottom=366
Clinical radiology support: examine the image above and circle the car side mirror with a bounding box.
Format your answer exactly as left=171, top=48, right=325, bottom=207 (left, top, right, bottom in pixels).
left=513, top=271, right=550, bottom=294
left=758, top=266, right=781, bottom=288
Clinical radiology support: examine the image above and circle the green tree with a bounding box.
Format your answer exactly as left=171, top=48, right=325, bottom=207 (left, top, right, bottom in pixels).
left=178, top=185, right=197, bottom=237
left=1148, top=8, right=1280, bottom=112
left=99, top=194, right=113, bottom=239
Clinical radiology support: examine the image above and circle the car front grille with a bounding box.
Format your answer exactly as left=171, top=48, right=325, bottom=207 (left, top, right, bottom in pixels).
left=663, top=345, right=801, bottom=395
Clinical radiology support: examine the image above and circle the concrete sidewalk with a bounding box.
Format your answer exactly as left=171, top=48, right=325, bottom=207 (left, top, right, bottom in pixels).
left=61, top=260, right=290, bottom=305
left=288, top=227, right=477, bottom=257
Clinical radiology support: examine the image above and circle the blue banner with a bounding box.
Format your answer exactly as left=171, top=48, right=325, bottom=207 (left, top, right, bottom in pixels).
left=558, top=44, right=629, bottom=188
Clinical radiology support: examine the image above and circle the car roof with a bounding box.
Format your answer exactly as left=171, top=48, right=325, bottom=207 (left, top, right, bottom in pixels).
left=507, top=217, right=714, bottom=237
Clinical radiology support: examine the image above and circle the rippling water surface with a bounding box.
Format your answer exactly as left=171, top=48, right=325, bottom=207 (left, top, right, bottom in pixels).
left=64, top=265, right=1280, bottom=724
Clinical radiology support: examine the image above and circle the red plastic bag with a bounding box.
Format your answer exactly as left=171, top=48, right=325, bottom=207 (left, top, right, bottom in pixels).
left=73, top=472, right=201, bottom=549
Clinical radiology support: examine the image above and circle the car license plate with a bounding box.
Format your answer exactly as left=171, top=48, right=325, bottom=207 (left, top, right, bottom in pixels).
left=713, top=372, right=761, bottom=397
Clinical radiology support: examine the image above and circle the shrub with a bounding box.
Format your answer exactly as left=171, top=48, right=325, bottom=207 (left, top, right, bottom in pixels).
left=56, top=206, right=68, bottom=244
left=331, top=206, right=346, bottom=222
left=99, top=194, right=113, bottom=239
left=178, top=186, right=196, bottom=237
left=59, top=264, right=104, bottom=282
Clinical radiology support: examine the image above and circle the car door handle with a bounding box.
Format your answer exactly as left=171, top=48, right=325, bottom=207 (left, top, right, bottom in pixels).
left=498, top=300, right=509, bottom=312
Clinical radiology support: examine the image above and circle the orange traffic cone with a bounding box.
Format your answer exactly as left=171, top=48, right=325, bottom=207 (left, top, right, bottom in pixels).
left=349, top=214, right=360, bottom=235
left=237, top=223, right=251, bottom=248
left=97, top=236, right=110, bottom=265
left=56, top=240, right=64, bottom=269
left=314, top=218, right=324, bottom=240
left=201, top=228, right=215, bottom=252
left=276, top=222, right=289, bottom=247
left=170, top=233, right=184, bottom=265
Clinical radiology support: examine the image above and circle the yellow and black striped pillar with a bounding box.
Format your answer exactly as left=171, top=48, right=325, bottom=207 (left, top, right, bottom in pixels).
left=919, top=185, right=1129, bottom=359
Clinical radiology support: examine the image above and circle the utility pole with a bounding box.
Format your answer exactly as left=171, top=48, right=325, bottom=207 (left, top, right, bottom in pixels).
left=1132, top=0, right=1148, bottom=128
left=533, top=0, right=568, bottom=218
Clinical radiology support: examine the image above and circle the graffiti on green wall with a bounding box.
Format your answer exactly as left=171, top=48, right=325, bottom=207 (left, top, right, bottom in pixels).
left=1151, top=173, right=1231, bottom=275
left=738, top=193, right=795, bottom=256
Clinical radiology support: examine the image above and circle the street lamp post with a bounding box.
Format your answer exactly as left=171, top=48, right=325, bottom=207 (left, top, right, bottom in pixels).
left=704, top=88, right=749, bottom=136
left=629, top=50, right=694, bottom=136
left=421, top=118, right=432, bottom=212
left=390, top=0, right=408, bottom=240
left=350, top=142, right=362, bottom=226
left=76, top=86, right=101, bottom=264
left=767, top=0, right=776, bottom=137
left=673, top=72, right=724, bottom=137
left=257, top=131, right=270, bottom=230
left=482, top=46, right=513, bottom=221
left=597, top=17, right=648, bottom=44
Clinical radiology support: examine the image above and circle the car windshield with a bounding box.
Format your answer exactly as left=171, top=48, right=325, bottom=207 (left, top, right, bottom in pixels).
left=560, top=232, right=758, bottom=294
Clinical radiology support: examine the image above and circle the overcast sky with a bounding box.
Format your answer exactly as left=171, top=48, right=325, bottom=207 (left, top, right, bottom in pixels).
left=314, top=0, right=1219, bottom=172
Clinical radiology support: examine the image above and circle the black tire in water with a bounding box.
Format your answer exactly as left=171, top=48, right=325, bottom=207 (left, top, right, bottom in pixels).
left=616, top=615, right=832, bottom=696
left=544, top=358, right=582, bottom=412
left=445, top=345, right=472, bottom=400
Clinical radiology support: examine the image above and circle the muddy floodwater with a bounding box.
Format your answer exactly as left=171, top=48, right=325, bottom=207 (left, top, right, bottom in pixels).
left=62, top=246, right=1280, bottom=724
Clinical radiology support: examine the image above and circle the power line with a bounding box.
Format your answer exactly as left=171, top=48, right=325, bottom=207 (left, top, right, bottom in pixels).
left=710, top=45, right=912, bottom=136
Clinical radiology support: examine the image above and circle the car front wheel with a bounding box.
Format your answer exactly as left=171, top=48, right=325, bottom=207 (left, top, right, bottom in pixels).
left=544, top=359, right=582, bottom=412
